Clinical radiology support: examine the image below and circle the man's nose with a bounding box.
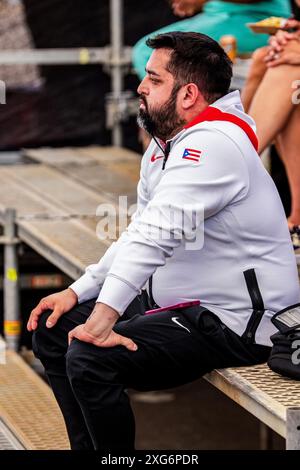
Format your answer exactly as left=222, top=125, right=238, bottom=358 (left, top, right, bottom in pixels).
left=137, top=77, right=148, bottom=96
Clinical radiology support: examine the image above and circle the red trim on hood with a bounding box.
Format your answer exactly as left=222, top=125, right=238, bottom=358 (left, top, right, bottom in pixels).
left=184, top=106, right=259, bottom=152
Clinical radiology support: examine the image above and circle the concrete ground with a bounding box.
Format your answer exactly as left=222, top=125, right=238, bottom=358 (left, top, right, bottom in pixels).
left=130, top=378, right=285, bottom=450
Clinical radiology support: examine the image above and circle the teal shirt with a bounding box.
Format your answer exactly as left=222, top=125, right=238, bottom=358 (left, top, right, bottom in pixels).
left=133, top=0, right=291, bottom=79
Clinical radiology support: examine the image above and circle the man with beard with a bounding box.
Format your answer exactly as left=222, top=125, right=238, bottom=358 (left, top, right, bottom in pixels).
left=29, top=32, right=299, bottom=451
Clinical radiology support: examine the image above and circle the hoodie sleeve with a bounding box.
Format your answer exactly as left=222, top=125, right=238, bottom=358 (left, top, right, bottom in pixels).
left=97, top=128, right=250, bottom=313
left=69, top=154, right=149, bottom=303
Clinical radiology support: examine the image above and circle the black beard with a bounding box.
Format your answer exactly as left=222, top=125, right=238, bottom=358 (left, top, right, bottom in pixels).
left=137, top=85, right=185, bottom=141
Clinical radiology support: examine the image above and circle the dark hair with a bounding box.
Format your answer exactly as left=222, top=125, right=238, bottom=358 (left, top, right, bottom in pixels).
left=146, top=31, right=232, bottom=103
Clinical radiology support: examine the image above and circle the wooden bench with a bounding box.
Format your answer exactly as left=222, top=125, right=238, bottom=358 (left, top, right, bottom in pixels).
left=1, top=145, right=300, bottom=449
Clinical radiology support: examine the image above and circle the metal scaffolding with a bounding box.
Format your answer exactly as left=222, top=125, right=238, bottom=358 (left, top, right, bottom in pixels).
left=0, top=0, right=137, bottom=146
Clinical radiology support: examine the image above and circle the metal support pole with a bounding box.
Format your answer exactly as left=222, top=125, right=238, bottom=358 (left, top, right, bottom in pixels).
left=286, top=408, right=300, bottom=450
left=3, top=208, right=21, bottom=351
left=110, top=0, right=124, bottom=147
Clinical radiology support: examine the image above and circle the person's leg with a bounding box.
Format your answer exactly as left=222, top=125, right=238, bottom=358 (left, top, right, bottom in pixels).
left=32, top=299, right=95, bottom=449
left=276, top=104, right=300, bottom=228
left=248, top=45, right=300, bottom=153
left=241, top=47, right=268, bottom=113
left=32, top=295, right=145, bottom=450
left=66, top=307, right=270, bottom=451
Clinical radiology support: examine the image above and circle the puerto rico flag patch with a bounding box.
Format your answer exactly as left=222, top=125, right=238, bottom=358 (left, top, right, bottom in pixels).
left=182, top=148, right=202, bottom=162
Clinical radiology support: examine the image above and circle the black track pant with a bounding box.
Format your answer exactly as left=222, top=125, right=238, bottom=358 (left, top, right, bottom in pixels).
left=32, top=294, right=270, bottom=451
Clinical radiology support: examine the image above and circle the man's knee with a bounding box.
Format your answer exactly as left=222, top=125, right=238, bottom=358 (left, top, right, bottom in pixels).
left=66, top=341, right=122, bottom=388
left=31, top=310, right=53, bottom=359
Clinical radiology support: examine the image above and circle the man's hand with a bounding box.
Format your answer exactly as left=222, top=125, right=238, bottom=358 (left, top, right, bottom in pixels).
left=68, top=302, right=138, bottom=351
left=27, top=288, right=78, bottom=331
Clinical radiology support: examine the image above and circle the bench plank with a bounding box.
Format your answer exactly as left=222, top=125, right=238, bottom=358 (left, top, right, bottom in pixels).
left=205, top=363, right=300, bottom=439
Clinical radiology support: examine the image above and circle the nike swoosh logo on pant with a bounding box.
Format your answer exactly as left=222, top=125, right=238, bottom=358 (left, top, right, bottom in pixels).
left=171, top=317, right=191, bottom=333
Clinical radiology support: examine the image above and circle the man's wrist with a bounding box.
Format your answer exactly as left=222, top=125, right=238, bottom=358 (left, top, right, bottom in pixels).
left=67, top=287, right=79, bottom=303
left=84, top=302, right=119, bottom=336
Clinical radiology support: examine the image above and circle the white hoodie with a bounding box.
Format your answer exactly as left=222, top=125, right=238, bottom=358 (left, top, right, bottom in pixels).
left=70, top=91, right=300, bottom=346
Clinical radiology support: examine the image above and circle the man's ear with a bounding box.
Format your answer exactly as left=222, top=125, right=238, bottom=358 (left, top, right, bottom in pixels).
left=180, top=83, right=200, bottom=110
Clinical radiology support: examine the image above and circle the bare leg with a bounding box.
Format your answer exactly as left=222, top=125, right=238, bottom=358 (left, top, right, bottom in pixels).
left=248, top=55, right=300, bottom=153
left=276, top=104, right=300, bottom=227
left=241, top=47, right=268, bottom=113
